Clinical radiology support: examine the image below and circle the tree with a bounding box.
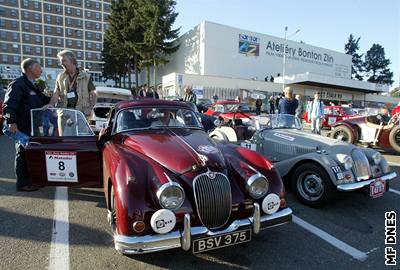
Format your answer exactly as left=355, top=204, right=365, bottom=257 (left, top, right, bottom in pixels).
left=137, top=0, right=180, bottom=88
left=344, top=34, right=364, bottom=80
left=391, top=87, right=400, bottom=97
left=101, top=35, right=126, bottom=87
left=103, top=0, right=144, bottom=91
left=364, top=44, right=394, bottom=85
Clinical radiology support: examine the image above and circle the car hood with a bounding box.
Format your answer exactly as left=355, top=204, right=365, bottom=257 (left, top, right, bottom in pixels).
left=121, top=129, right=226, bottom=173
left=263, top=128, right=351, bottom=149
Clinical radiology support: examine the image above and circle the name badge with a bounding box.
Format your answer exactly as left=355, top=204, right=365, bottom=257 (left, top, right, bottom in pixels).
left=67, top=92, right=76, bottom=99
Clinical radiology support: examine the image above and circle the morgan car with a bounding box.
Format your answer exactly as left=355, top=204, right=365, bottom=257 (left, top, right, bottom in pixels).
left=330, top=113, right=400, bottom=153
left=209, top=114, right=397, bottom=206
left=24, top=100, right=292, bottom=255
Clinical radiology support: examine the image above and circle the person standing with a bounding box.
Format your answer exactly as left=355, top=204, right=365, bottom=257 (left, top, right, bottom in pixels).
left=278, top=87, right=298, bottom=115
left=255, top=95, right=263, bottom=115
left=2, top=58, right=50, bottom=191
left=295, top=94, right=304, bottom=121
left=183, top=86, right=197, bottom=104
left=268, top=96, right=275, bottom=114
left=307, top=92, right=324, bottom=134
left=275, top=93, right=282, bottom=113
left=45, top=50, right=96, bottom=135
left=147, top=86, right=159, bottom=99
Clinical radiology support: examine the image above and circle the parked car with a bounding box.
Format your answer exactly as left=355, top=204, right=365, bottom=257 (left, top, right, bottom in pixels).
left=330, top=113, right=400, bottom=153
left=204, top=100, right=255, bottom=124
left=196, top=98, right=213, bottom=113
left=25, top=100, right=292, bottom=254
left=210, top=114, right=397, bottom=206
left=88, top=86, right=132, bottom=132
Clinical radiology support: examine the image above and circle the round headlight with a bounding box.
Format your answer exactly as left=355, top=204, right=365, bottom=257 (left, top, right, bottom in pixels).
left=246, top=174, right=269, bottom=199
left=157, top=183, right=185, bottom=210
left=372, top=152, right=382, bottom=165
left=337, top=154, right=353, bottom=170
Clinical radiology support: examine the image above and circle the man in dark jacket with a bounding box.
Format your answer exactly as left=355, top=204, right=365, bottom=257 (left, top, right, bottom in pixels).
left=278, top=87, right=298, bottom=115
left=3, top=58, right=50, bottom=191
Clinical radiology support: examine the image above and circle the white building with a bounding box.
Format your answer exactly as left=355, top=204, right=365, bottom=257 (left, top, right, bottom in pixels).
left=156, top=21, right=397, bottom=107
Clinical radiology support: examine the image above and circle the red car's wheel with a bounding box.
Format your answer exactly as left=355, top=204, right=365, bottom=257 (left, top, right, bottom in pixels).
left=389, top=125, right=400, bottom=153
left=330, top=125, right=355, bottom=144
left=110, top=186, right=117, bottom=234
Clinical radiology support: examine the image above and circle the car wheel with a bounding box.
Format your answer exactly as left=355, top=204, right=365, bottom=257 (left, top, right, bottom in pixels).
left=330, top=125, right=355, bottom=144
left=389, top=125, right=400, bottom=153
left=291, top=163, right=334, bottom=207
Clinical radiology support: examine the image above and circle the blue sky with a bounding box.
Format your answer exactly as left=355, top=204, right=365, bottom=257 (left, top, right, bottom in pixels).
left=173, top=0, right=399, bottom=90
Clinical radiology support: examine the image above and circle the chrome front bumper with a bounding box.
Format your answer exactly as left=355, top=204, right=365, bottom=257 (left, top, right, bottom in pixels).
left=337, top=172, right=397, bottom=191
left=114, top=204, right=292, bottom=255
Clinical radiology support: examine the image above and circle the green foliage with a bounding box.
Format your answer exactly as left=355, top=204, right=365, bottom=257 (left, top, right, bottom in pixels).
left=102, top=0, right=180, bottom=89
left=364, top=44, right=394, bottom=85
left=344, top=34, right=364, bottom=81
left=390, top=87, right=400, bottom=97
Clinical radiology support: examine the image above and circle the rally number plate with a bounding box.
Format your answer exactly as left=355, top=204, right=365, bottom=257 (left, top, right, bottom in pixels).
left=369, top=179, right=386, bottom=198
left=192, top=229, right=251, bottom=253
left=328, top=117, right=337, bottom=125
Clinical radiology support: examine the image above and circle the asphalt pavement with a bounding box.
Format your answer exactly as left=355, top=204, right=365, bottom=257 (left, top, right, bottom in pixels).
left=0, top=133, right=399, bottom=270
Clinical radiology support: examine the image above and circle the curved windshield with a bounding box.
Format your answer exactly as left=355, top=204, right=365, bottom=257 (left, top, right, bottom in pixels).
left=252, top=114, right=301, bottom=130
left=115, top=107, right=202, bottom=132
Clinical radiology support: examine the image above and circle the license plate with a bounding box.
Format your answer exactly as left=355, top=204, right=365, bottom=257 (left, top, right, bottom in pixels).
left=192, top=229, right=252, bottom=253
left=370, top=179, right=386, bottom=198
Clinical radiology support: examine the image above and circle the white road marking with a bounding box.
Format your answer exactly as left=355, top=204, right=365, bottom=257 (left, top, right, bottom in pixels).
left=389, top=188, right=400, bottom=196
left=49, top=187, right=69, bottom=270
left=292, top=215, right=368, bottom=261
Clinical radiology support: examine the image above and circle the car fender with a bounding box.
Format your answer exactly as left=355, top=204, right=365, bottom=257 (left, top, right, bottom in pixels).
left=210, top=126, right=237, bottom=142
left=274, top=153, right=340, bottom=186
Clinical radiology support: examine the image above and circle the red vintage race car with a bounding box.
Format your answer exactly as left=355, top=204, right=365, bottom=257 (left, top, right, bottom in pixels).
left=204, top=100, right=255, bottom=124
left=25, top=99, right=292, bottom=255
left=304, top=105, right=356, bottom=128
left=330, top=113, right=400, bottom=153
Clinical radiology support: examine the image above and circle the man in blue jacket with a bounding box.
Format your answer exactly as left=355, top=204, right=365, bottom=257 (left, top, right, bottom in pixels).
left=3, top=58, right=50, bottom=191
left=278, top=87, right=298, bottom=115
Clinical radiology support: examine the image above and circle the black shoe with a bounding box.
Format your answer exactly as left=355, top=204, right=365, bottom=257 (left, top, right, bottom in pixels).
left=16, top=185, right=40, bottom=192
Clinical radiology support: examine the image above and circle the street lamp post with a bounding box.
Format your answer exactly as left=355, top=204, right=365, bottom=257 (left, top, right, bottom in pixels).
left=282, top=27, right=300, bottom=92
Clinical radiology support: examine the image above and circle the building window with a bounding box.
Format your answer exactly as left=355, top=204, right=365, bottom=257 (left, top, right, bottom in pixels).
left=66, top=0, right=72, bottom=4
left=87, top=52, right=92, bottom=59
left=95, top=2, right=100, bottom=9
left=95, top=23, right=101, bottom=30
left=95, top=12, right=100, bottom=19
left=12, top=32, right=18, bottom=41
left=86, top=11, right=91, bottom=18
left=34, top=24, right=40, bottom=32
left=85, top=0, right=91, bottom=8
left=2, top=55, right=8, bottom=62
left=24, top=34, right=30, bottom=41
left=25, top=46, right=31, bottom=53
left=77, top=51, right=82, bottom=58
left=11, top=20, right=17, bottom=28
left=56, top=27, right=62, bottom=34
left=96, top=53, right=101, bottom=60
left=10, top=0, right=18, bottom=5
left=46, top=37, right=51, bottom=44
left=34, top=13, right=41, bottom=21
left=22, top=0, right=29, bottom=8
left=67, top=39, right=73, bottom=46
left=95, top=43, right=101, bottom=50
left=87, top=42, right=92, bottom=49
left=77, top=40, right=82, bottom=48
left=104, top=23, right=110, bottom=31
left=23, top=23, right=29, bottom=31
left=12, top=44, right=19, bottom=53
left=66, top=18, right=72, bottom=25
left=104, top=14, right=109, bottom=21
left=56, top=38, right=62, bottom=45
left=77, top=19, right=82, bottom=27
left=45, top=26, right=51, bottom=34
left=45, top=4, right=52, bottom=12
left=1, top=43, right=7, bottom=51
left=0, top=19, right=5, bottom=28
left=67, top=29, right=72, bottom=36
left=76, top=30, right=82, bottom=37
left=47, top=59, right=53, bottom=66
left=33, top=2, right=40, bottom=9
left=66, top=7, right=72, bottom=15
left=35, top=47, right=41, bottom=54
left=86, top=32, right=92, bottom=39
left=47, top=48, right=52, bottom=56
left=10, top=9, right=17, bottom=17
left=23, top=11, right=29, bottom=19
left=76, top=9, right=81, bottom=16
left=45, top=15, right=51, bottom=24
left=0, top=31, right=6, bottom=39
left=13, top=55, right=19, bottom=64
left=95, top=33, right=101, bottom=40
left=75, top=0, right=82, bottom=5
left=55, top=6, right=61, bottom=12
left=35, top=35, right=41, bottom=43
left=86, top=21, right=92, bottom=28
left=104, top=3, right=110, bottom=12
left=56, top=16, right=62, bottom=24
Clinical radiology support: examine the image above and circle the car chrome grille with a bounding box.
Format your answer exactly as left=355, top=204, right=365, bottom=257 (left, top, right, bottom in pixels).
left=351, top=149, right=372, bottom=181
left=193, top=171, right=232, bottom=230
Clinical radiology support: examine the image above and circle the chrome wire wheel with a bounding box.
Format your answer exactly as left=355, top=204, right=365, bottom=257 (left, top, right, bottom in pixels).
left=296, top=172, right=324, bottom=202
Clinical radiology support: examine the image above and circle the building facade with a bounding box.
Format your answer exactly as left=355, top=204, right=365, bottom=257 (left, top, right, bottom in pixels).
left=160, top=21, right=396, bottom=107
left=0, top=0, right=111, bottom=87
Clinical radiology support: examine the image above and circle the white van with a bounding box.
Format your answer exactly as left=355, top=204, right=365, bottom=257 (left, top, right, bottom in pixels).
left=89, top=86, right=132, bottom=132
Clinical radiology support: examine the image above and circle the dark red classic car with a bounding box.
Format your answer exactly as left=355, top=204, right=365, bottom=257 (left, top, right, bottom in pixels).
left=304, top=105, right=356, bottom=128
left=204, top=100, right=255, bottom=124
left=330, top=113, right=400, bottom=153
left=25, top=99, right=292, bottom=254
